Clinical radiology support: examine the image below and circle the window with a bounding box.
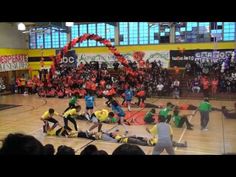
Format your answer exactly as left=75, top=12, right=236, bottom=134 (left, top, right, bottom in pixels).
left=223, top=22, right=235, bottom=41
left=185, top=22, right=198, bottom=42
left=29, top=22, right=234, bottom=49
left=199, top=22, right=210, bottom=34
left=175, top=24, right=186, bottom=43
left=79, top=24, right=88, bottom=47
left=119, top=22, right=128, bottom=45
left=129, top=22, right=138, bottom=45
left=106, top=24, right=115, bottom=45
left=71, top=25, right=79, bottom=47
left=149, top=24, right=159, bottom=44
left=36, top=28, right=44, bottom=49
left=29, top=31, right=36, bottom=49
left=60, top=31, right=67, bottom=48
left=160, top=32, right=165, bottom=36
left=180, top=27, right=186, bottom=32
left=52, top=27, right=59, bottom=48
left=211, top=29, right=223, bottom=41
left=198, top=22, right=210, bottom=42
left=139, top=22, right=148, bottom=44
left=187, top=22, right=197, bottom=31
left=97, top=23, right=106, bottom=46
left=176, top=31, right=180, bottom=36
left=29, top=27, right=70, bottom=49
left=88, top=24, right=96, bottom=46
left=44, top=28, right=52, bottom=48
left=165, top=28, right=170, bottom=32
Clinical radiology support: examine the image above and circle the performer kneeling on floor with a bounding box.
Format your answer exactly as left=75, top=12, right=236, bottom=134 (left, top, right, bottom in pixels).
left=144, top=108, right=157, bottom=124
left=172, top=106, right=194, bottom=130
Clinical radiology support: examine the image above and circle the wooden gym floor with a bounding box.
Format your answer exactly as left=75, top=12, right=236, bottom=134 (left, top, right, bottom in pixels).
left=0, top=94, right=236, bottom=155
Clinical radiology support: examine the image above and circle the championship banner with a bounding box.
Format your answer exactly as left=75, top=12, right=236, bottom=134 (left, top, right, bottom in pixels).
left=0, top=54, right=28, bottom=72
left=170, top=49, right=234, bottom=67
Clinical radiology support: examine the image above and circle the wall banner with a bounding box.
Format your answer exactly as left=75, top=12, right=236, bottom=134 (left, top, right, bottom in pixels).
left=0, top=54, right=28, bottom=72
left=170, top=49, right=234, bottom=67
left=77, top=51, right=170, bottom=68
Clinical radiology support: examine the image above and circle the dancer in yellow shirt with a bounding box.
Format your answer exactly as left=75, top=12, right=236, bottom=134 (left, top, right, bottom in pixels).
left=40, top=108, right=63, bottom=133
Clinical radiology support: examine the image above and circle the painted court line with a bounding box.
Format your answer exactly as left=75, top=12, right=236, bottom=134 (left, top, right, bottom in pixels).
left=175, top=149, right=217, bottom=155
left=175, top=112, right=195, bottom=151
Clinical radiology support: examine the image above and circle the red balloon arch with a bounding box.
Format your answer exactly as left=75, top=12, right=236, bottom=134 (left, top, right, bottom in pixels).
left=53, top=33, right=144, bottom=76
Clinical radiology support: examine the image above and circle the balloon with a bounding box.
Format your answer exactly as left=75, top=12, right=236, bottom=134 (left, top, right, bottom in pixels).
left=71, top=39, right=77, bottom=47
left=139, top=60, right=145, bottom=66
left=77, top=37, right=82, bottom=42
left=177, top=47, right=185, bottom=54
left=94, top=35, right=100, bottom=39
left=133, top=51, right=145, bottom=61
left=103, top=39, right=111, bottom=45
left=50, top=64, right=56, bottom=75
left=81, top=34, right=90, bottom=41
left=40, top=61, right=44, bottom=67
left=63, top=45, right=69, bottom=53
left=67, top=42, right=72, bottom=50
left=28, top=67, right=32, bottom=72
left=53, top=33, right=138, bottom=79
left=56, top=53, right=61, bottom=59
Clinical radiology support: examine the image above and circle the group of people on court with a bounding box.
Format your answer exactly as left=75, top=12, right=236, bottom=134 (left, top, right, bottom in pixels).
left=40, top=91, right=128, bottom=137
left=40, top=89, right=236, bottom=155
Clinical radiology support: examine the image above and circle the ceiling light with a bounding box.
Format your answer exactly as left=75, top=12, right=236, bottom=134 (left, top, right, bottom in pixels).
left=18, top=23, right=26, bottom=31
left=65, top=22, right=74, bottom=27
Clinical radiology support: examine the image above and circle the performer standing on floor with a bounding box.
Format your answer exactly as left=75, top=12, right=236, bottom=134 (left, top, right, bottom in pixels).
left=84, top=91, right=96, bottom=120
left=40, top=108, right=63, bottom=133
left=110, top=98, right=129, bottom=135
left=149, top=115, right=175, bottom=155
left=63, top=105, right=81, bottom=131
left=124, top=86, right=134, bottom=111
left=193, top=98, right=212, bottom=131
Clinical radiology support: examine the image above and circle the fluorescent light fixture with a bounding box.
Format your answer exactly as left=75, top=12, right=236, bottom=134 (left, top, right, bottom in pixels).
left=65, top=22, right=74, bottom=27
left=18, top=23, right=26, bottom=31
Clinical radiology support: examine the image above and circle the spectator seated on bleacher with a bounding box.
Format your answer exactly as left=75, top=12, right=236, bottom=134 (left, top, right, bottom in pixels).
left=191, top=78, right=201, bottom=93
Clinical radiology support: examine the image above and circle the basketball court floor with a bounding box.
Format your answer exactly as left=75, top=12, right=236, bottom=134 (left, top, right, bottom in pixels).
left=0, top=94, right=235, bottom=155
